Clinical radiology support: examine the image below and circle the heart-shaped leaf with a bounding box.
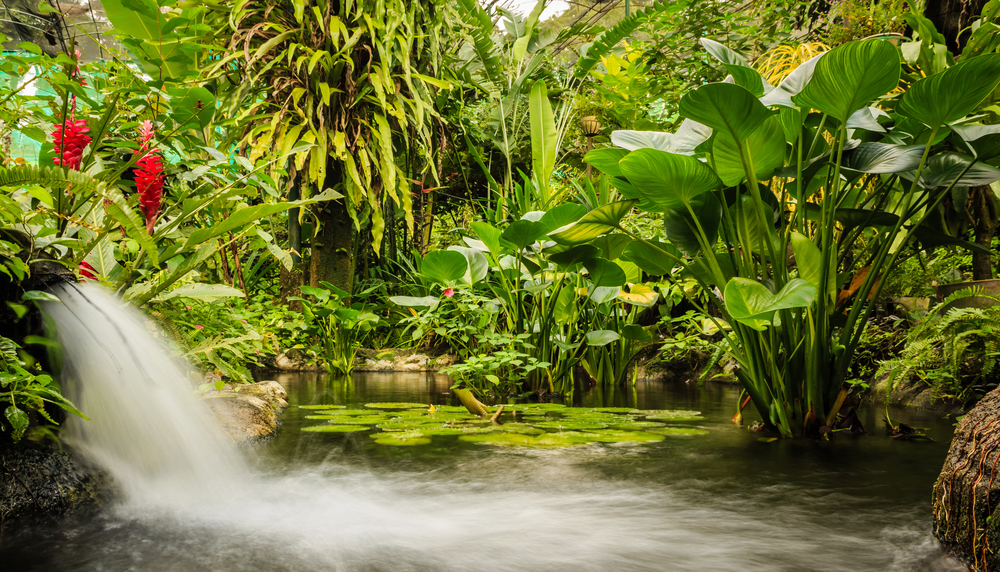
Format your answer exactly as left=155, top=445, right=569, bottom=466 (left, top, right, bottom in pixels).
left=712, top=115, right=786, bottom=185
left=583, top=258, right=627, bottom=287
left=724, top=277, right=818, bottom=329
left=623, top=240, right=681, bottom=276
left=421, top=250, right=469, bottom=285
left=680, top=82, right=772, bottom=142
left=584, top=148, right=629, bottom=177
left=663, top=196, right=723, bottom=257
left=549, top=201, right=637, bottom=245
left=899, top=53, right=1000, bottom=129
left=793, top=39, right=900, bottom=121
left=619, top=148, right=722, bottom=210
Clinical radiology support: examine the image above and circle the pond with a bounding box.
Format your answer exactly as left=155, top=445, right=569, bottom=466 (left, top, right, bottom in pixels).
left=0, top=371, right=966, bottom=572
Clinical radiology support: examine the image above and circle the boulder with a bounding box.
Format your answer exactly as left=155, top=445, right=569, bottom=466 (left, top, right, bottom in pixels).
left=1, top=442, right=105, bottom=524
left=933, top=387, right=1000, bottom=569
left=354, top=348, right=456, bottom=372
left=274, top=349, right=323, bottom=372
left=201, top=380, right=289, bottom=444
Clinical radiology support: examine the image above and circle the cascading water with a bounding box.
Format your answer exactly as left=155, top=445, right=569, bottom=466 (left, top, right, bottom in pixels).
left=11, top=281, right=963, bottom=572
left=44, top=282, right=246, bottom=505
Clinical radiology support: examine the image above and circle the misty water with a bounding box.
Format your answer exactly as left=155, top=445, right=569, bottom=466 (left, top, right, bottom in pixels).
left=0, top=284, right=968, bottom=571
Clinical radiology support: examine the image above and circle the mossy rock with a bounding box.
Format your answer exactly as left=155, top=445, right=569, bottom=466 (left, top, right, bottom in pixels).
left=646, top=427, right=709, bottom=436
left=302, top=425, right=370, bottom=433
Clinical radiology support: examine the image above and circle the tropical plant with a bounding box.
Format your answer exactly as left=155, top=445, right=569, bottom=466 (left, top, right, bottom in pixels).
left=575, top=37, right=1000, bottom=437
left=217, top=0, right=456, bottom=294
left=292, top=283, right=379, bottom=376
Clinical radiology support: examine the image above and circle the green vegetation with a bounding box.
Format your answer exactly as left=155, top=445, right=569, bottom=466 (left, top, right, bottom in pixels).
left=2, top=0, right=1000, bottom=441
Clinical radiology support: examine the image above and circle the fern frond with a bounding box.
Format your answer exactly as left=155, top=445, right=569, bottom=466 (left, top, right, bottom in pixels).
left=574, top=0, right=679, bottom=79
left=0, top=165, right=102, bottom=195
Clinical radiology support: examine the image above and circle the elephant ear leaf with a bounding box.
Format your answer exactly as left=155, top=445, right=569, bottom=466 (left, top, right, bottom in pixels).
left=549, top=200, right=637, bottom=245
left=793, top=39, right=900, bottom=122
left=619, top=148, right=722, bottom=210
left=899, top=53, right=1000, bottom=129
left=679, top=82, right=771, bottom=142
left=724, top=277, right=817, bottom=330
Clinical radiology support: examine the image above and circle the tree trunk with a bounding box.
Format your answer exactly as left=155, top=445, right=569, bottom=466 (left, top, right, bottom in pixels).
left=309, top=199, right=355, bottom=294
left=279, top=263, right=304, bottom=311
left=972, top=186, right=997, bottom=281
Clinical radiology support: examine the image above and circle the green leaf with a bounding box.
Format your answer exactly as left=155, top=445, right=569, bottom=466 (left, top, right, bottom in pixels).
left=724, top=65, right=767, bottom=97
left=583, top=258, right=627, bottom=287
left=448, top=246, right=489, bottom=285
left=619, top=149, right=722, bottom=210
left=951, top=124, right=1000, bottom=162
left=905, top=152, right=1000, bottom=188
left=421, top=251, right=469, bottom=285
left=539, top=203, right=589, bottom=234
left=501, top=219, right=548, bottom=249
left=153, top=284, right=245, bottom=302
left=663, top=197, right=722, bottom=258
left=583, top=148, right=629, bottom=177
left=529, top=80, right=557, bottom=197
left=622, top=323, right=653, bottom=340
left=609, top=131, right=674, bottom=152
left=585, top=330, right=621, bottom=346
left=679, top=82, right=771, bottom=142
left=169, top=87, right=215, bottom=129
left=899, top=53, right=1000, bottom=129
left=793, top=39, right=900, bottom=121
left=623, top=240, right=680, bottom=276
left=700, top=38, right=750, bottom=67
left=548, top=244, right=601, bottom=268
left=186, top=203, right=303, bottom=247
left=549, top=201, right=637, bottom=245
left=789, top=232, right=831, bottom=301
left=471, top=221, right=504, bottom=257
left=801, top=205, right=900, bottom=228
left=5, top=405, right=28, bottom=441
left=843, top=143, right=925, bottom=174
left=389, top=296, right=441, bottom=309
left=712, top=115, right=785, bottom=185
left=591, top=233, right=631, bottom=260
left=760, top=53, right=824, bottom=108
left=724, top=277, right=818, bottom=330
left=102, top=0, right=192, bottom=79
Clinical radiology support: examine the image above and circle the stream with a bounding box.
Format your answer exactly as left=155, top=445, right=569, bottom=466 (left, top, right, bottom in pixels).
left=0, top=368, right=967, bottom=571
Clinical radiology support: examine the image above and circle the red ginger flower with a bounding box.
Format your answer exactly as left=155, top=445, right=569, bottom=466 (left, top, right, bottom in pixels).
left=78, top=260, right=96, bottom=281
left=52, top=97, right=90, bottom=171
left=135, top=121, right=164, bottom=234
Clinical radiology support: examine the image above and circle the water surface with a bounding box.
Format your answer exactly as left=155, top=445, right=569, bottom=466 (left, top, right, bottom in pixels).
left=0, top=370, right=966, bottom=572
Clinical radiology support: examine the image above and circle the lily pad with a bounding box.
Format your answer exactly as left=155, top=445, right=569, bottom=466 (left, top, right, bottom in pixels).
left=372, top=433, right=433, bottom=446
left=302, top=425, right=370, bottom=433
left=576, top=430, right=666, bottom=443
left=533, top=421, right=609, bottom=430
left=313, top=409, right=383, bottom=416
left=327, top=416, right=388, bottom=425
left=636, top=410, right=705, bottom=421
left=610, top=421, right=667, bottom=430
left=646, top=427, right=710, bottom=436
left=459, top=432, right=585, bottom=448
left=590, top=407, right=635, bottom=413
left=299, top=405, right=346, bottom=410
left=429, top=405, right=473, bottom=413
left=364, top=402, right=430, bottom=409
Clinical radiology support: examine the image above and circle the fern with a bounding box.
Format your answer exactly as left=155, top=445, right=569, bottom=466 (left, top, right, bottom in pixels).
left=0, top=165, right=103, bottom=196
left=456, top=0, right=502, bottom=89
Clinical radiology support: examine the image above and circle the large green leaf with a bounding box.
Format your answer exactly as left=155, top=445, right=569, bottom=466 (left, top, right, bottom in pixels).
left=679, top=82, right=771, bottom=142
left=619, top=148, right=722, bottom=210
left=421, top=251, right=469, bottom=285
left=760, top=53, right=824, bottom=108
left=801, top=205, right=900, bottom=228
left=152, top=284, right=245, bottom=302
left=724, top=65, right=769, bottom=97
left=169, top=87, right=215, bottom=129
left=663, top=197, right=722, bottom=258
left=898, top=53, right=1000, bottom=129
left=186, top=203, right=302, bottom=247
left=904, top=152, right=1000, bottom=188
left=529, top=80, right=557, bottom=197
left=549, top=201, right=637, bottom=245
left=471, top=221, right=504, bottom=257
left=793, top=40, right=900, bottom=121
left=712, top=115, right=786, bottom=185
left=501, top=219, right=548, bottom=249
left=700, top=38, right=750, bottom=67
left=389, top=296, right=441, bottom=309
left=102, top=0, right=192, bottom=79
left=584, top=148, right=629, bottom=177
left=610, top=131, right=673, bottom=152
left=724, top=277, right=817, bottom=330
left=583, top=258, right=627, bottom=287
left=548, top=244, right=601, bottom=268
left=843, top=143, right=925, bottom=174
left=592, top=233, right=631, bottom=260
left=623, top=240, right=680, bottom=276
left=539, top=203, right=589, bottom=234
left=788, top=232, right=834, bottom=303
left=951, top=124, right=1000, bottom=162
left=585, top=330, right=621, bottom=346
left=448, top=246, right=489, bottom=285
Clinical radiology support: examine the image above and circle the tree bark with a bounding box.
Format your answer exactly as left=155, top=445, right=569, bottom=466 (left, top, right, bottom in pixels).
left=309, top=199, right=355, bottom=294
left=972, top=186, right=997, bottom=281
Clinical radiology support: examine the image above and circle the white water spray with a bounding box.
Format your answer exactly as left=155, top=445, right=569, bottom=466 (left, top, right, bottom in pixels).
left=45, top=283, right=246, bottom=504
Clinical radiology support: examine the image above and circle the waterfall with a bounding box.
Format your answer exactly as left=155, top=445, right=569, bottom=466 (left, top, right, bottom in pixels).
left=44, top=283, right=246, bottom=505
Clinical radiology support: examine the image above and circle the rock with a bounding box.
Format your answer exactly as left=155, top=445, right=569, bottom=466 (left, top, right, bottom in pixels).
left=933, top=386, right=1000, bottom=569
left=274, top=350, right=323, bottom=371
left=869, top=373, right=962, bottom=413
left=1, top=442, right=106, bottom=525
left=201, top=380, right=289, bottom=444
left=354, top=349, right=455, bottom=372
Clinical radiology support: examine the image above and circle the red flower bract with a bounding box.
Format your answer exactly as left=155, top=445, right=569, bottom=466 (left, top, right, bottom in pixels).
left=443, top=288, right=454, bottom=298
left=52, top=99, right=91, bottom=171
left=78, top=260, right=96, bottom=281
left=135, top=121, right=164, bottom=234
left=135, top=151, right=164, bottom=234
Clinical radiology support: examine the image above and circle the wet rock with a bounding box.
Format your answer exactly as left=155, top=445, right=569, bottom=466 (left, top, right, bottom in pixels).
left=354, top=349, right=456, bottom=372
left=201, top=380, right=289, bottom=444
left=869, top=373, right=962, bottom=414
left=0, top=442, right=106, bottom=525
left=274, top=349, right=323, bottom=372
left=933, top=387, right=1000, bottom=569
